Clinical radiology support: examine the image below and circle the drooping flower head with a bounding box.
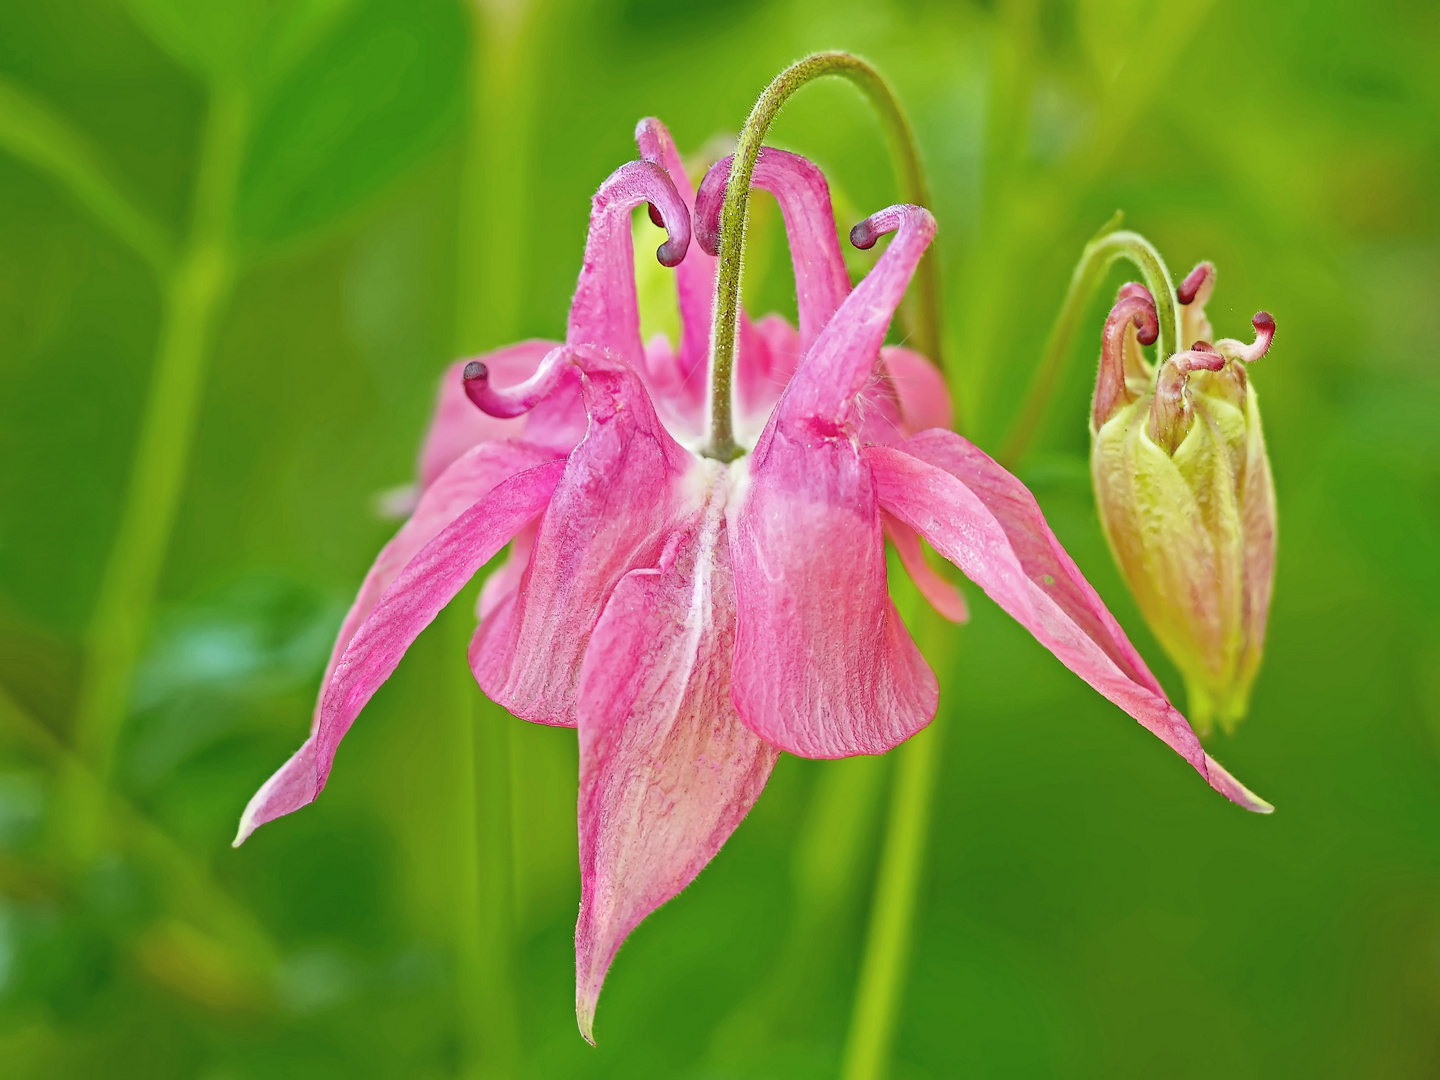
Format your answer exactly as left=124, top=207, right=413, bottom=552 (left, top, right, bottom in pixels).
left=1090, top=261, right=1277, bottom=734
left=237, top=106, right=1269, bottom=1045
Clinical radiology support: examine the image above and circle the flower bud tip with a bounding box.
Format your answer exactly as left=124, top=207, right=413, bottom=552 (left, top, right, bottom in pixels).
left=463, top=360, right=487, bottom=381
left=1177, top=262, right=1215, bottom=305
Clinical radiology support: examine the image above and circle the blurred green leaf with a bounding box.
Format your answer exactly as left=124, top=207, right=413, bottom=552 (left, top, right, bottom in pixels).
left=236, top=0, right=465, bottom=248
left=123, top=0, right=356, bottom=91
left=0, top=77, right=173, bottom=271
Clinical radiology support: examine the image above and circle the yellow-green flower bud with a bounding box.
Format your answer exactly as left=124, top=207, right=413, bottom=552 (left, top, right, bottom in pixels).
left=1090, top=263, right=1277, bottom=735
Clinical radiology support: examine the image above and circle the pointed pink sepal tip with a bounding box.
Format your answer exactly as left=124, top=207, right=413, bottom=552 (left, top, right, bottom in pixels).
left=577, top=987, right=599, bottom=1046
left=1204, top=753, right=1274, bottom=814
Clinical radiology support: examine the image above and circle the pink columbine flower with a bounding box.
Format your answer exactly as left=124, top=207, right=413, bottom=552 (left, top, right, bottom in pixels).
left=236, top=119, right=1269, bottom=1040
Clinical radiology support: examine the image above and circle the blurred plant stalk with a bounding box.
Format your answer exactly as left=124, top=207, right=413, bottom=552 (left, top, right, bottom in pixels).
left=0, top=62, right=281, bottom=1019
left=63, top=81, right=249, bottom=856
left=450, top=605, right=523, bottom=1078
left=451, top=0, right=555, bottom=1071
left=842, top=587, right=955, bottom=1080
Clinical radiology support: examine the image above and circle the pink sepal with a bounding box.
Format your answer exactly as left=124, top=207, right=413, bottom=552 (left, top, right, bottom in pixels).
left=472, top=349, right=694, bottom=727
left=417, top=343, right=558, bottom=489
left=234, top=457, right=567, bottom=844
left=866, top=432, right=1271, bottom=813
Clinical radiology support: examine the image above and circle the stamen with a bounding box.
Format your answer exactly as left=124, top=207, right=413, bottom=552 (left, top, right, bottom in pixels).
left=1148, top=347, right=1226, bottom=453
left=463, top=344, right=575, bottom=417
left=1215, top=311, right=1276, bottom=364
left=647, top=202, right=665, bottom=228
left=1093, top=290, right=1159, bottom=429
left=1177, top=261, right=1216, bottom=307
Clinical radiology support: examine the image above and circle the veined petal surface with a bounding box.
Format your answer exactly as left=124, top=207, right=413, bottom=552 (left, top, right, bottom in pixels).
left=574, top=481, right=776, bottom=1042
left=472, top=351, right=694, bottom=727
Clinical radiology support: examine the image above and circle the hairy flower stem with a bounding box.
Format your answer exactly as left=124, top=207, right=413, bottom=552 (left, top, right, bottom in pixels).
left=67, top=83, right=248, bottom=854
left=705, top=51, right=940, bottom=460
left=1000, top=216, right=1180, bottom=465
left=842, top=586, right=956, bottom=1080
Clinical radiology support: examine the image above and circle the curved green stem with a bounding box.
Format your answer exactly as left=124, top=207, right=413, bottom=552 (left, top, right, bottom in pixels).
left=999, top=216, right=1179, bottom=465
left=705, top=51, right=940, bottom=460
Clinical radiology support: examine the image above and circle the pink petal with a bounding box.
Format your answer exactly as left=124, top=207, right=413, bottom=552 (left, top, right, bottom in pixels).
left=472, top=349, right=695, bottom=727
left=574, top=501, right=777, bottom=1043
left=767, top=204, right=936, bottom=436
left=728, top=204, right=941, bottom=759
left=900, top=430, right=1163, bottom=691
left=883, top=511, right=967, bottom=623
left=729, top=428, right=937, bottom=757
left=234, top=458, right=567, bottom=845
left=881, top=346, right=954, bottom=435
left=697, top=148, right=850, bottom=354
left=865, top=434, right=1271, bottom=813
left=417, top=342, right=557, bottom=490
left=567, top=158, right=691, bottom=369
left=321, top=440, right=559, bottom=700
left=743, top=313, right=800, bottom=398
left=476, top=519, right=537, bottom=622
left=634, top=118, right=714, bottom=399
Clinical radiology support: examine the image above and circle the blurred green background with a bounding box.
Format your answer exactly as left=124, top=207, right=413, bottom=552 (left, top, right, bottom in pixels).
left=2, top=0, right=1438, bottom=1076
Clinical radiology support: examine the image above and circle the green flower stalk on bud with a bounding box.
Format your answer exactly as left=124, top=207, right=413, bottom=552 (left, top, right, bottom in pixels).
left=1089, top=253, right=1277, bottom=736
